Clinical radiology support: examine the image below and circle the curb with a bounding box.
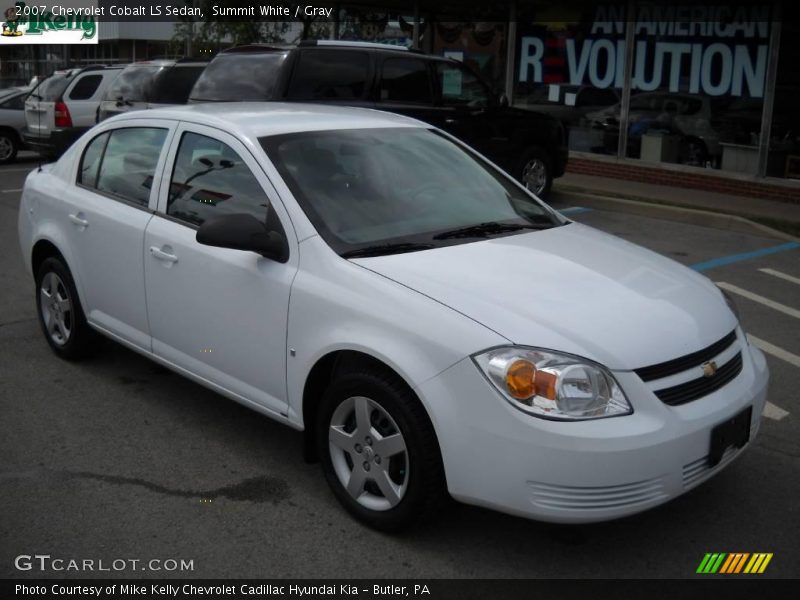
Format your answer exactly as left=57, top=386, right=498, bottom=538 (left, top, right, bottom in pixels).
left=553, top=185, right=800, bottom=243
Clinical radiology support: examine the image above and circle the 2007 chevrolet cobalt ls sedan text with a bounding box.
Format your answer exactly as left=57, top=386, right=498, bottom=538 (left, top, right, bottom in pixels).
left=18, top=104, right=769, bottom=530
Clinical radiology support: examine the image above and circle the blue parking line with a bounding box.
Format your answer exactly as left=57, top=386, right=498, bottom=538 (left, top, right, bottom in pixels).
left=690, top=241, right=800, bottom=272
left=560, top=206, right=592, bottom=215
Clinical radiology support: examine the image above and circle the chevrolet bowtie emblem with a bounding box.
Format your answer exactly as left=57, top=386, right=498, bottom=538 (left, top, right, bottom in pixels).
left=702, top=361, right=719, bottom=377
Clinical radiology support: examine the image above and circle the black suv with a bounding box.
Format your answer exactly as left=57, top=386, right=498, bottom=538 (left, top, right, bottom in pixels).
left=190, top=41, right=568, bottom=197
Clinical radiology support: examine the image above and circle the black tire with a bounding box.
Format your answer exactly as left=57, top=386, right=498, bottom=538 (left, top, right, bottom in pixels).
left=0, top=130, right=19, bottom=164
left=316, top=368, right=447, bottom=531
left=35, top=256, right=97, bottom=360
left=518, top=147, right=553, bottom=198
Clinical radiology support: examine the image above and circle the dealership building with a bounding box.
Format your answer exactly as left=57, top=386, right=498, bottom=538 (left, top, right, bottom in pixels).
left=1, top=1, right=798, bottom=200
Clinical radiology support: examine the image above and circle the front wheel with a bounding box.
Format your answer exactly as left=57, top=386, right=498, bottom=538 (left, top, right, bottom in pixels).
left=317, top=369, right=446, bottom=531
left=519, top=148, right=553, bottom=198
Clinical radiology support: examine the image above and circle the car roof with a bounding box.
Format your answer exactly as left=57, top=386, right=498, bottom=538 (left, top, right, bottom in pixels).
left=106, top=102, right=428, bottom=138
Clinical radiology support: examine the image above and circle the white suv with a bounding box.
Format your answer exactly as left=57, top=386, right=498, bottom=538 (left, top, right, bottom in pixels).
left=17, top=104, right=768, bottom=530
left=23, top=65, right=122, bottom=158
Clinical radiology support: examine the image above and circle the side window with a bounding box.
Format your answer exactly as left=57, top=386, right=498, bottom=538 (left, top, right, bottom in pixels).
left=167, top=132, right=270, bottom=227
left=1, top=94, right=26, bottom=110
left=380, top=58, right=432, bottom=105
left=435, top=62, right=490, bottom=108
left=78, top=132, right=109, bottom=188
left=94, top=128, right=168, bottom=207
left=287, top=50, right=369, bottom=101
left=68, top=74, right=103, bottom=101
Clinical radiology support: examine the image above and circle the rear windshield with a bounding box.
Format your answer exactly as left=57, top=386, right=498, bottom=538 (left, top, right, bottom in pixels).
left=103, top=65, right=161, bottom=102
left=31, top=73, right=72, bottom=101
left=190, top=52, right=288, bottom=102
left=150, top=66, right=206, bottom=104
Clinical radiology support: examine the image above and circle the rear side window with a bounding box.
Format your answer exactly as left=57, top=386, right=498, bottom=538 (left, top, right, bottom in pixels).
left=79, top=127, right=168, bottom=207
left=380, top=58, right=432, bottom=105
left=150, top=66, right=206, bottom=104
left=0, top=93, right=26, bottom=110
left=167, top=132, right=270, bottom=227
left=78, top=132, right=109, bottom=188
left=287, top=50, right=369, bottom=101
left=190, top=52, right=288, bottom=101
left=103, top=65, right=161, bottom=102
left=68, top=74, right=103, bottom=101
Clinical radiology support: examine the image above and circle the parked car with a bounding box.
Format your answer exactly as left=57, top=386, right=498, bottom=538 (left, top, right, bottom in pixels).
left=23, top=65, right=122, bottom=158
left=18, top=104, right=768, bottom=530
left=98, top=59, right=209, bottom=122
left=189, top=40, right=568, bottom=197
left=585, top=92, right=764, bottom=166
left=0, top=86, right=31, bottom=163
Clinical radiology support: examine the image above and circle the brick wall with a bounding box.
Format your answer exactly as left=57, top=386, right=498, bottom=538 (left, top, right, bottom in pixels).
left=566, top=157, right=800, bottom=204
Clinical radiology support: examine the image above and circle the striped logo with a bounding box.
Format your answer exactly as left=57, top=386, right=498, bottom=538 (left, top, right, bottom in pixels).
left=697, top=553, right=773, bottom=574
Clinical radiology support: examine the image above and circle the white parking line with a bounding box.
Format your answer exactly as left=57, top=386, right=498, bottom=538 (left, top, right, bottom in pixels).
left=1, top=188, right=22, bottom=193
left=0, top=167, right=35, bottom=173
left=763, top=402, right=790, bottom=421
left=747, top=334, right=800, bottom=369
left=716, top=282, right=800, bottom=320
left=759, top=268, right=800, bottom=287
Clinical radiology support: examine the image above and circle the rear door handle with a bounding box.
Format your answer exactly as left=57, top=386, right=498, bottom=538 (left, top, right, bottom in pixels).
left=149, top=246, right=179, bottom=264
left=68, top=213, right=89, bottom=228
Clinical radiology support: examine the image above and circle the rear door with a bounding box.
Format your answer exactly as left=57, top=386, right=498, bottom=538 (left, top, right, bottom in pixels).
left=62, top=120, right=175, bottom=349
left=63, top=70, right=119, bottom=127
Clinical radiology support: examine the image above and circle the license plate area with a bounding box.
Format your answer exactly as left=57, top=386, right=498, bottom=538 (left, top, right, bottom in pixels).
left=709, top=406, right=752, bottom=466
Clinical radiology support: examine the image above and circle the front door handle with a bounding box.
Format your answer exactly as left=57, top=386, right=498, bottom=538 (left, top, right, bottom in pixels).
left=149, top=246, right=179, bottom=264
left=68, top=213, right=89, bottom=228
left=444, top=118, right=458, bottom=125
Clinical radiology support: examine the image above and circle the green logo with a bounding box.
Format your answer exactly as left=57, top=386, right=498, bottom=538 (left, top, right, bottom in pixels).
left=2, top=2, right=96, bottom=40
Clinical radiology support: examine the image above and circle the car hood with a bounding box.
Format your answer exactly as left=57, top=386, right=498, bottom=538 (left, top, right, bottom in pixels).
left=353, top=223, right=736, bottom=371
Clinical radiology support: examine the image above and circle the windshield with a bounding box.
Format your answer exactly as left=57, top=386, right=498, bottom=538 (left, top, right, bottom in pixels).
left=260, top=128, right=562, bottom=256
left=30, top=72, right=72, bottom=101
left=190, top=52, right=288, bottom=101
left=103, top=65, right=161, bottom=102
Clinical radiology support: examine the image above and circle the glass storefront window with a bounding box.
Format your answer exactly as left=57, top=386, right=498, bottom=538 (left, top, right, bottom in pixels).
left=626, top=9, right=768, bottom=173
left=337, top=6, right=418, bottom=48
left=432, top=22, right=507, bottom=92
left=513, top=15, right=623, bottom=156
left=770, top=22, right=800, bottom=179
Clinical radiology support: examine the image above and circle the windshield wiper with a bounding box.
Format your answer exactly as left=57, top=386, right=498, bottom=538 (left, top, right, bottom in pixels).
left=432, top=221, right=553, bottom=240
left=341, top=242, right=435, bottom=259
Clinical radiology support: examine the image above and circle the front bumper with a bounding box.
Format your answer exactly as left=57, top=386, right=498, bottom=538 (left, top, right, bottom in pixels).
left=22, top=127, right=88, bottom=157
left=416, top=331, right=769, bottom=523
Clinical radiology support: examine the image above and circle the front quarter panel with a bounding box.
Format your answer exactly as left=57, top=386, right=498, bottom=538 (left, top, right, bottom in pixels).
left=286, top=235, right=507, bottom=427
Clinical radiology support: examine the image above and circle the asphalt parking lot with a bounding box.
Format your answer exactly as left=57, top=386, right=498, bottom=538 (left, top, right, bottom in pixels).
left=1, top=159, right=798, bottom=579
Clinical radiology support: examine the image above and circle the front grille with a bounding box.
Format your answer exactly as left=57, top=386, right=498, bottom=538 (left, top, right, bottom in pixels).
left=634, top=330, right=737, bottom=382
left=654, top=352, right=743, bottom=406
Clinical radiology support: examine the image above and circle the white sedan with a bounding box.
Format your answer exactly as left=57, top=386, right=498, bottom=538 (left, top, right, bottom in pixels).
left=17, top=104, right=769, bottom=530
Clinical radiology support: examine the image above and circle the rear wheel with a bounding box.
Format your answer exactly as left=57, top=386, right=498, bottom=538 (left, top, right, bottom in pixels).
left=317, top=368, right=446, bottom=531
left=35, top=257, right=97, bottom=359
left=519, top=147, right=553, bottom=198
left=0, top=131, right=18, bottom=164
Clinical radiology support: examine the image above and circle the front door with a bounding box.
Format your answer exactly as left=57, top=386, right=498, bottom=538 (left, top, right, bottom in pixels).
left=144, top=124, right=297, bottom=416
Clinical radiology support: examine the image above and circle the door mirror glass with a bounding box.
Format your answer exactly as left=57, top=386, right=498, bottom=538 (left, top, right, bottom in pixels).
left=196, top=213, right=289, bottom=263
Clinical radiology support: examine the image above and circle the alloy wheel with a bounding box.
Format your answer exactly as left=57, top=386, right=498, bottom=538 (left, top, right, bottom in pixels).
left=328, top=395, right=410, bottom=511
left=0, top=136, right=14, bottom=162
left=522, top=158, right=547, bottom=196
left=39, top=271, right=73, bottom=346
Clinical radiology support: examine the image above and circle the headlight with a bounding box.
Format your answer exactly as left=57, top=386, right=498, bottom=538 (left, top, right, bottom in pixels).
left=717, top=285, right=740, bottom=321
left=473, top=347, right=632, bottom=420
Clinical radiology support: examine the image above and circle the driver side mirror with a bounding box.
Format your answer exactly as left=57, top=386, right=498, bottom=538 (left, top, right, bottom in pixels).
left=196, top=213, right=289, bottom=263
